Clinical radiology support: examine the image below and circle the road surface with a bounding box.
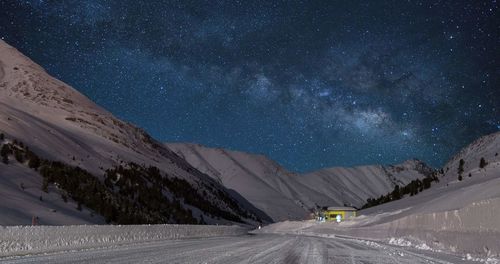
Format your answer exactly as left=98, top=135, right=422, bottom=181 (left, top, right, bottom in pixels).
left=0, top=234, right=473, bottom=264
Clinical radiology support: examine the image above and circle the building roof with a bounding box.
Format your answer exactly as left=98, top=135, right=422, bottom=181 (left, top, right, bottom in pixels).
left=326, top=206, right=357, bottom=211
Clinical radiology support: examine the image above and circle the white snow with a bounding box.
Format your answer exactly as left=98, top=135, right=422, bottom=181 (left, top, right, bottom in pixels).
left=0, top=224, right=248, bottom=257
left=0, top=232, right=475, bottom=263
left=389, top=237, right=435, bottom=251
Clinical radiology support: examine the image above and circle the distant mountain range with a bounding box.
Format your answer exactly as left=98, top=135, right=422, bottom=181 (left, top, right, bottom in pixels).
left=168, top=143, right=435, bottom=221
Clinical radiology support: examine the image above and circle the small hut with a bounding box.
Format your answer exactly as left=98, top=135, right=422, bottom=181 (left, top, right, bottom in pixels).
left=324, top=207, right=357, bottom=222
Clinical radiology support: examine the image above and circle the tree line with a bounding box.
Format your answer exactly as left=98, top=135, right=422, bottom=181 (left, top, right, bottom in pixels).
left=0, top=134, right=260, bottom=225
left=362, top=173, right=439, bottom=209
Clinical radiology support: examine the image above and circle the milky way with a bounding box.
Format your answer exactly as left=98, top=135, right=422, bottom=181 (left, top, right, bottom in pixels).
left=1, top=1, right=498, bottom=172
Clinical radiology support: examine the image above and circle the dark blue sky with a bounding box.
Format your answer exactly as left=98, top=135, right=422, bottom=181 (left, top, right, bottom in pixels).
left=1, top=1, right=498, bottom=172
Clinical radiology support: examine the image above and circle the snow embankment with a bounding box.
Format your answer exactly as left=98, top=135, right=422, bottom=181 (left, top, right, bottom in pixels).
left=0, top=224, right=249, bottom=257
left=377, top=197, right=500, bottom=257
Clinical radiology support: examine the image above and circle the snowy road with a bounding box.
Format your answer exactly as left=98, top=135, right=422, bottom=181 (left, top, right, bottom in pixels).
left=0, top=234, right=471, bottom=264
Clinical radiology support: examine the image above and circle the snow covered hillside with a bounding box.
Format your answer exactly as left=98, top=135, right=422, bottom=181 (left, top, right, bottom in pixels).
left=298, top=159, right=435, bottom=208
left=0, top=161, right=104, bottom=226
left=168, top=143, right=433, bottom=221
left=0, top=40, right=263, bottom=226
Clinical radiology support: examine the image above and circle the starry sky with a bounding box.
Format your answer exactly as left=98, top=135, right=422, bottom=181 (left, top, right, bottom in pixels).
left=1, top=1, right=498, bottom=172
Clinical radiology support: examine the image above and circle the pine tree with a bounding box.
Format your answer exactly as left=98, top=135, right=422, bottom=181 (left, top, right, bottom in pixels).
left=458, top=159, right=465, bottom=173
left=479, top=158, right=487, bottom=168
left=42, top=177, right=49, bottom=193
left=423, top=177, right=432, bottom=189
left=391, top=185, right=401, bottom=200
left=28, top=155, right=41, bottom=169
left=458, top=159, right=465, bottom=180
left=0, top=133, right=4, bottom=140
left=14, top=150, right=24, bottom=163
left=1, top=144, right=11, bottom=164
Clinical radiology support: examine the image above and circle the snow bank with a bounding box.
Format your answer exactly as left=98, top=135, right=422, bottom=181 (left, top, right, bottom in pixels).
left=0, top=224, right=248, bottom=257
left=388, top=237, right=500, bottom=264
left=388, top=237, right=436, bottom=251
left=375, top=197, right=500, bottom=256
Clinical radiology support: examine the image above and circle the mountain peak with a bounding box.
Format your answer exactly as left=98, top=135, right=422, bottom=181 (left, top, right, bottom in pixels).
left=0, top=40, right=105, bottom=113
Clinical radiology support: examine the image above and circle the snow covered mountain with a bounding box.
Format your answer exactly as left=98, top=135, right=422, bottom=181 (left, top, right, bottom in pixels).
left=0, top=40, right=263, bottom=226
left=297, top=159, right=434, bottom=207
left=167, top=143, right=434, bottom=221
left=167, top=143, right=334, bottom=221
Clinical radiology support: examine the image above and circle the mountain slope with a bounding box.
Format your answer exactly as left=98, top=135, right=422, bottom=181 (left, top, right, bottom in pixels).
left=167, top=143, right=433, bottom=221
left=441, top=131, right=499, bottom=180
left=298, top=159, right=435, bottom=208
left=0, top=40, right=263, bottom=225
left=167, top=143, right=335, bottom=221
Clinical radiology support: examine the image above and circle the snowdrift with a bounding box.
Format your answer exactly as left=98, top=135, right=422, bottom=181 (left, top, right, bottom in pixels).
left=0, top=224, right=248, bottom=257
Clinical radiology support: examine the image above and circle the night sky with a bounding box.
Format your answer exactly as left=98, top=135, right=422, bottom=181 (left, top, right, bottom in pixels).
left=1, top=1, right=498, bottom=172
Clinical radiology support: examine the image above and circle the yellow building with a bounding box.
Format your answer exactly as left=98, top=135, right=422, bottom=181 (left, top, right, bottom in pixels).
left=324, top=207, right=357, bottom=221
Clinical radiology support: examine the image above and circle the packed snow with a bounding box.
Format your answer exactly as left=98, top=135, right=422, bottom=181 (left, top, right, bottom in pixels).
left=0, top=232, right=476, bottom=263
